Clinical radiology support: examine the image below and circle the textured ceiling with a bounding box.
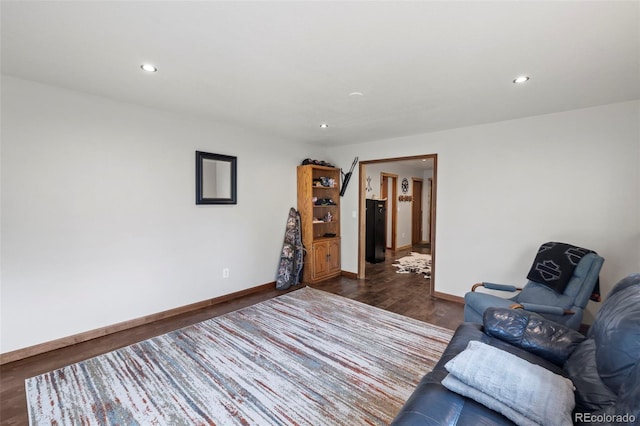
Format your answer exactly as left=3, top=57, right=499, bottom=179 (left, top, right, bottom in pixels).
left=2, top=1, right=638, bottom=146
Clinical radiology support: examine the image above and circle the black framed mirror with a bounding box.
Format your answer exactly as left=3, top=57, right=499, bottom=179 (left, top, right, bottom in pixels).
left=196, top=151, right=237, bottom=205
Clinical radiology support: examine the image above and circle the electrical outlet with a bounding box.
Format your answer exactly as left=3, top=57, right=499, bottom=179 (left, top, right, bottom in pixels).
left=222, top=268, right=230, bottom=278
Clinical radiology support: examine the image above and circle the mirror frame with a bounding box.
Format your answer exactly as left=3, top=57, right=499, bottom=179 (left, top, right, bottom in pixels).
left=195, top=151, right=237, bottom=205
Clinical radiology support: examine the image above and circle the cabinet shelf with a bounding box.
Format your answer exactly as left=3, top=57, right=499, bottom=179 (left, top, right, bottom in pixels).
left=315, top=236, right=340, bottom=242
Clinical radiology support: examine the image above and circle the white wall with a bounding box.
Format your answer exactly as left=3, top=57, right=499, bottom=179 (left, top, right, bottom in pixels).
left=329, top=101, right=640, bottom=323
left=0, top=76, right=321, bottom=353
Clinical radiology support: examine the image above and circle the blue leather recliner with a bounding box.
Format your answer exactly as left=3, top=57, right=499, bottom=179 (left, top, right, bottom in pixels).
left=464, top=250, right=604, bottom=330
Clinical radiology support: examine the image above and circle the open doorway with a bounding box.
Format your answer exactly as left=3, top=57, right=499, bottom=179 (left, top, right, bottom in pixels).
left=358, top=154, right=437, bottom=295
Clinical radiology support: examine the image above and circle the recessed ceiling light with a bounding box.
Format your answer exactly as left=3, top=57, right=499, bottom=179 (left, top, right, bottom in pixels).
left=320, top=123, right=329, bottom=129
left=349, top=91, right=364, bottom=97
left=513, top=76, right=530, bottom=84
left=140, top=63, right=158, bottom=73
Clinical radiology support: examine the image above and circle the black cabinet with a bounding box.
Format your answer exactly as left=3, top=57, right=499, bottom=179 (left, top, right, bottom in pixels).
left=366, top=199, right=386, bottom=263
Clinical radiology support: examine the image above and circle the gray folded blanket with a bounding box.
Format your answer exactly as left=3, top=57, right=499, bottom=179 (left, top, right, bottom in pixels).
left=442, top=341, right=575, bottom=426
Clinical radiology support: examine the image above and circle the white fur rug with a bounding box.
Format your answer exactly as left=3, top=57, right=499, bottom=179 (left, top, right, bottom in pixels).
left=393, top=252, right=432, bottom=278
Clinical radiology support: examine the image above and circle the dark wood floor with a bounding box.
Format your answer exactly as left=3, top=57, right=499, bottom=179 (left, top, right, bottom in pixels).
left=0, top=246, right=463, bottom=425
left=319, top=244, right=463, bottom=330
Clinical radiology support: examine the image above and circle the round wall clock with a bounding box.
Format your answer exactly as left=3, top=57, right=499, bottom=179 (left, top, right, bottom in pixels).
left=401, top=178, right=409, bottom=193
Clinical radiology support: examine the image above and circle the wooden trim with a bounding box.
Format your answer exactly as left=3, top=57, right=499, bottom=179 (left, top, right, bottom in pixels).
left=471, top=282, right=484, bottom=292
left=396, top=243, right=413, bottom=251
left=362, top=154, right=438, bottom=164
left=429, top=155, right=438, bottom=297
left=340, top=270, right=358, bottom=279
left=434, top=291, right=464, bottom=304
left=411, top=177, right=423, bottom=245
left=380, top=173, right=398, bottom=251
left=0, top=282, right=275, bottom=365
left=358, top=162, right=366, bottom=279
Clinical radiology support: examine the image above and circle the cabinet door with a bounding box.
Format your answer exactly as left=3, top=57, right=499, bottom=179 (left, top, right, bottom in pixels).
left=312, top=242, right=329, bottom=280
left=327, top=239, right=341, bottom=273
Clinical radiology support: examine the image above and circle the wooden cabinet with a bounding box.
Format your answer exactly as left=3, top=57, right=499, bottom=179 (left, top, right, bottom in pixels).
left=297, top=165, right=341, bottom=283
left=311, top=238, right=341, bottom=281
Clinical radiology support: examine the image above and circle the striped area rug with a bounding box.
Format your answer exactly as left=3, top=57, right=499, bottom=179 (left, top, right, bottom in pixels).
left=26, top=287, right=453, bottom=425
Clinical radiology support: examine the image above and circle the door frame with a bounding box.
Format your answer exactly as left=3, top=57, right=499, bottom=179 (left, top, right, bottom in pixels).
left=411, top=177, right=423, bottom=245
left=358, top=154, right=438, bottom=297
left=380, top=172, right=398, bottom=250
left=427, top=177, right=433, bottom=244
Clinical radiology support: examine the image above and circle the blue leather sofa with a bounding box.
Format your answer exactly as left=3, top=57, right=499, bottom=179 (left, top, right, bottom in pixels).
left=390, top=274, right=640, bottom=425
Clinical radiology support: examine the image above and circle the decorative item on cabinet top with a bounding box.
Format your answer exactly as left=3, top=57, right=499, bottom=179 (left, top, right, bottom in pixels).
left=301, top=158, right=335, bottom=167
